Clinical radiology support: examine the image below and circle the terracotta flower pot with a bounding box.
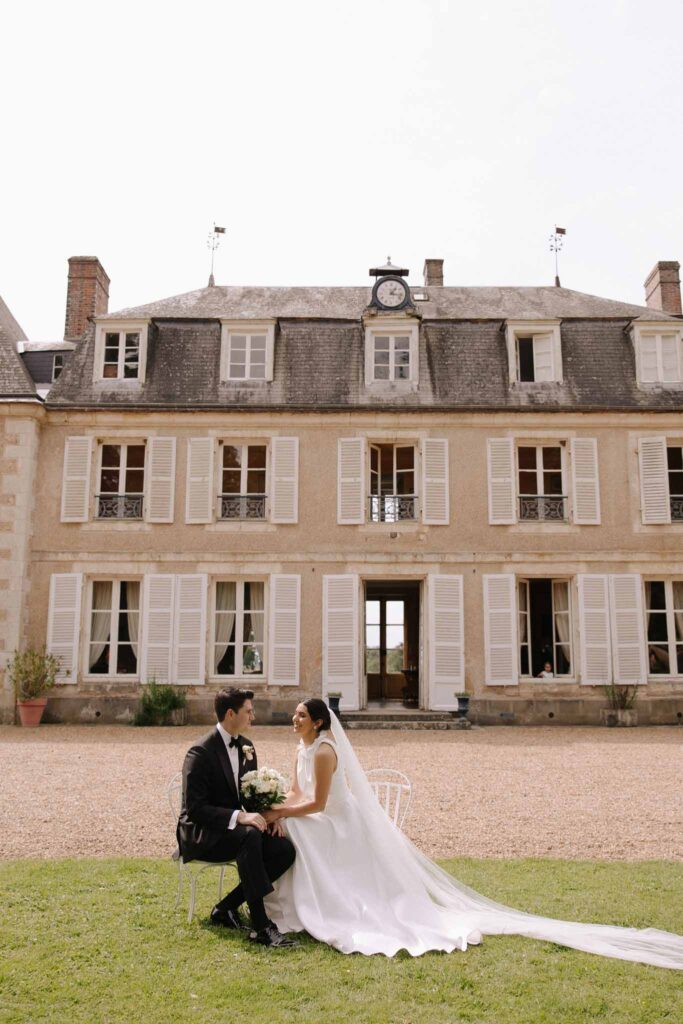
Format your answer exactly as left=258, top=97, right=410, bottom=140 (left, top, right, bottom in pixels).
left=17, top=698, right=48, bottom=727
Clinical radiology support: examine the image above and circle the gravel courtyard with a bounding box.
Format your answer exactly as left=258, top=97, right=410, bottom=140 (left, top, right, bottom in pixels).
left=1, top=724, right=681, bottom=862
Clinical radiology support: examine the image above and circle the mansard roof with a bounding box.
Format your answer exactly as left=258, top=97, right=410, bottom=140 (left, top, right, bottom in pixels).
left=0, top=295, right=37, bottom=399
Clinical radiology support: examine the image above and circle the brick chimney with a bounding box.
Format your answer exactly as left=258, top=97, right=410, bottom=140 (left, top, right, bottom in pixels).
left=644, top=261, right=681, bottom=316
left=423, top=259, right=444, bottom=287
left=64, top=256, right=110, bottom=340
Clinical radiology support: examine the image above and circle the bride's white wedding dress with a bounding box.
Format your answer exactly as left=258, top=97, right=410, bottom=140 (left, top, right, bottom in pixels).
left=265, top=712, right=683, bottom=968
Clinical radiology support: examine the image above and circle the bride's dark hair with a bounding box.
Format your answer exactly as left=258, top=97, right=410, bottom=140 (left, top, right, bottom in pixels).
left=303, top=698, right=331, bottom=734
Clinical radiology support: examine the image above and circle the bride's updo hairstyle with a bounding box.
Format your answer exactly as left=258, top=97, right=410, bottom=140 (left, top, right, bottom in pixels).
left=303, top=698, right=331, bottom=734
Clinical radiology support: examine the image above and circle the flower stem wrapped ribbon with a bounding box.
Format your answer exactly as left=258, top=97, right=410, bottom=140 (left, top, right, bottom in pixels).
left=240, top=767, right=288, bottom=813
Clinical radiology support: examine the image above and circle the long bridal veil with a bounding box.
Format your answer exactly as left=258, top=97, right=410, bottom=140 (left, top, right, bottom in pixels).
left=327, top=710, right=683, bottom=970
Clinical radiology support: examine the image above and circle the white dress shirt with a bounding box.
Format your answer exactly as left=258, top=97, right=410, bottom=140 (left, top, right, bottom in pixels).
left=217, top=721, right=242, bottom=831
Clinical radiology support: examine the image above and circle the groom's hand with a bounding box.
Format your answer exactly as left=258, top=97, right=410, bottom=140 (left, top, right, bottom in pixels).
left=236, top=811, right=267, bottom=832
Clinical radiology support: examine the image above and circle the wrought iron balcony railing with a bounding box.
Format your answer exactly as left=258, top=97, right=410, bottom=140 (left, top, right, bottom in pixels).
left=671, top=495, right=683, bottom=521
left=518, top=495, right=568, bottom=522
left=219, top=494, right=267, bottom=520
left=96, top=493, right=144, bottom=520
left=368, top=494, right=417, bottom=523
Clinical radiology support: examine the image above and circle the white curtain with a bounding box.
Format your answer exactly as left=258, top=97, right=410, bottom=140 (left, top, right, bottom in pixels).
left=126, top=581, right=140, bottom=660
left=89, top=581, right=112, bottom=670
left=552, top=581, right=571, bottom=665
left=518, top=582, right=528, bottom=643
left=248, top=582, right=264, bottom=645
left=673, top=582, right=683, bottom=665
left=214, top=582, right=236, bottom=673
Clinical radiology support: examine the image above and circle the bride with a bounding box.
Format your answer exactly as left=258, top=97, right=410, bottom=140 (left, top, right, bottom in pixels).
left=262, top=699, right=683, bottom=968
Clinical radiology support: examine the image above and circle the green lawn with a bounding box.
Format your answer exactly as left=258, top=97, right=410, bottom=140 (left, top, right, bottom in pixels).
left=1, top=859, right=682, bottom=1024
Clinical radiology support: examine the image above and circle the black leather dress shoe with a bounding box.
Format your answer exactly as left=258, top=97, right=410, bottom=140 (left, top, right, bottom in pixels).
left=249, top=923, right=300, bottom=948
left=209, top=906, right=249, bottom=930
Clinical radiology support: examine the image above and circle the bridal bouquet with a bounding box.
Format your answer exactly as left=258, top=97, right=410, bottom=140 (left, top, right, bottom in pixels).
left=240, top=767, right=288, bottom=813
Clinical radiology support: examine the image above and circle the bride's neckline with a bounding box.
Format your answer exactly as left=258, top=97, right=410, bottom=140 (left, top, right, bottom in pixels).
left=299, top=731, right=333, bottom=754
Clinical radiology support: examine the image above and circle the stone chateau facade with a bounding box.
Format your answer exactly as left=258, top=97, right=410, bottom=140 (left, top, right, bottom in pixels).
left=1, top=255, right=682, bottom=725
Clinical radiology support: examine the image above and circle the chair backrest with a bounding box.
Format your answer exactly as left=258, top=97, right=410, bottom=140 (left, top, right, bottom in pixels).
left=365, top=768, right=412, bottom=829
left=167, top=770, right=183, bottom=821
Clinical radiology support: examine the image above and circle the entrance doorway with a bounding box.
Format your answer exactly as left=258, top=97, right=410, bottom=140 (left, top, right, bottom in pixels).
left=364, top=581, right=420, bottom=705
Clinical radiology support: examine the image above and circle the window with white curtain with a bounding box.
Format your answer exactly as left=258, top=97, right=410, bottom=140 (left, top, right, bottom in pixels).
left=213, top=581, right=265, bottom=677
left=88, top=580, right=140, bottom=675
left=644, top=580, right=683, bottom=676
left=517, top=578, right=572, bottom=678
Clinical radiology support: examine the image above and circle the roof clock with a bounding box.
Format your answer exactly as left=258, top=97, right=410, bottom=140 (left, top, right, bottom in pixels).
left=369, top=258, right=413, bottom=312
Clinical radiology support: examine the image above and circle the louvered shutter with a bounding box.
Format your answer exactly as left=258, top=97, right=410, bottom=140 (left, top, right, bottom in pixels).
left=140, top=575, right=175, bottom=683
left=483, top=574, right=518, bottom=685
left=427, top=574, right=464, bottom=709
left=268, top=574, right=301, bottom=685
left=174, top=574, right=207, bottom=685
left=609, top=575, right=647, bottom=684
left=487, top=438, right=516, bottom=524
left=570, top=438, right=601, bottom=524
left=338, top=438, right=366, bottom=524
left=46, top=573, right=83, bottom=682
left=638, top=437, right=670, bottom=524
left=323, top=574, right=360, bottom=709
left=185, top=438, right=214, bottom=524
left=638, top=335, right=659, bottom=382
left=60, top=437, right=93, bottom=522
left=146, top=437, right=176, bottom=523
left=422, top=439, right=449, bottom=525
left=532, top=333, right=555, bottom=381
left=577, top=575, right=611, bottom=685
left=270, top=437, right=299, bottom=524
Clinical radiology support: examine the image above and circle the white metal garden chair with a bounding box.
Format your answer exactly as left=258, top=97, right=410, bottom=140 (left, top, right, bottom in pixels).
left=167, top=771, right=235, bottom=923
left=365, top=768, right=412, bottom=829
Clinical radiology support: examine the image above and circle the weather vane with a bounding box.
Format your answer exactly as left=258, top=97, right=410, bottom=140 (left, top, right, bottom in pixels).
left=549, top=226, right=566, bottom=287
left=207, top=223, right=226, bottom=286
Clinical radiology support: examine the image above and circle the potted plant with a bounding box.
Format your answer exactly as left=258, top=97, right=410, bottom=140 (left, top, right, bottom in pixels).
left=327, top=692, right=342, bottom=719
left=133, top=680, right=188, bottom=726
left=8, top=647, right=60, bottom=727
left=453, top=691, right=470, bottom=720
left=600, top=683, right=638, bottom=727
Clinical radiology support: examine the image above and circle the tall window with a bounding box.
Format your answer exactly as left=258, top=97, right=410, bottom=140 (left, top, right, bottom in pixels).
left=52, top=353, right=64, bottom=381
left=667, top=446, right=683, bottom=521
left=103, top=330, right=140, bottom=379
left=517, top=445, right=566, bottom=521
left=219, top=443, right=267, bottom=519
left=97, top=443, right=145, bottom=519
left=645, top=580, right=683, bottom=675
left=369, top=444, right=416, bottom=522
left=88, top=580, right=140, bottom=675
left=226, top=333, right=267, bottom=379
left=636, top=331, right=682, bottom=384
left=372, top=334, right=411, bottom=381
left=518, top=579, right=572, bottom=677
left=213, top=581, right=265, bottom=676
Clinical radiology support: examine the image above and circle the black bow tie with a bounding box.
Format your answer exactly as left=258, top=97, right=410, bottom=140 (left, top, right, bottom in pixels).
left=229, top=738, right=240, bottom=749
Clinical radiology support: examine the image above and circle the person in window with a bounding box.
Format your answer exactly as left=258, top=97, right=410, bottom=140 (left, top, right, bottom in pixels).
left=537, top=661, right=554, bottom=678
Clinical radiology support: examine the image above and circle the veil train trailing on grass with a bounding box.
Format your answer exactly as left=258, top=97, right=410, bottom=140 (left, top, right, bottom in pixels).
left=265, top=708, right=683, bottom=968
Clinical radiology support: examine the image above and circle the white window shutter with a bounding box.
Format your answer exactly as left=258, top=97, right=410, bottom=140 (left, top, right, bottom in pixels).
left=427, top=574, right=464, bottom=709
left=532, top=333, right=555, bottom=381
left=146, top=437, right=176, bottom=523
left=577, top=575, right=611, bottom=685
left=338, top=438, right=366, bottom=524
left=60, top=437, right=93, bottom=522
left=609, top=575, right=647, bottom=685
left=570, top=438, right=601, bottom=524
left=271, top=437, right=299, bottom=524
left=174, top=574, right=207, bottom=685
left=140, top=575, right=175, bottom=684
left=46, top=573, right=83, bottom=682
left=483, top=574, right=518, bottom=685
left=268, top=574, right=301, bottom=685
left=422, top=439, right=449, bottom=525
left=660, top=334, right=681, bottom=382
left=487, top=438, right=516, bottom=524
left=638, top=437, right=670, bottom=524
left=185, top=438, right=214, bottom=524
left=323, top=574, right=360, bottom=710
left=638, top=335, right=659, bottom=382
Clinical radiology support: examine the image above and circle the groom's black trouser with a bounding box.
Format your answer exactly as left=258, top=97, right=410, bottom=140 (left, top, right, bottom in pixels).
left=204, top=826, right=295, bottom=927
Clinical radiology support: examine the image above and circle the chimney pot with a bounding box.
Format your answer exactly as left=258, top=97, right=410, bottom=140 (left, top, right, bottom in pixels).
left=644, top=260, right=681, bottom=316
left=423, top=258, right=444, bottom=287
left=64, top=256, right=110, bottom=340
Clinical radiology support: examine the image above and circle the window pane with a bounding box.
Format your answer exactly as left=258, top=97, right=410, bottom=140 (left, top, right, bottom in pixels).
left=386, top=601, right=404, bottom=624
left=647, top=581, right=666, bottom=610
left=395, top=349, right=410, bottom=365
left=231, top=335, right=247, bottom=351
left=366, top=600, right=380, bottom=625
left=243, top=645, right=263, bottom=674
left=103, top=364, right=118, bottom=378
left=366, top=624, right=380, bottom=647
left=544, top=471, right=563, bottom=495
left=216, top=645, right=235, bottom=675
left=394, top=336, right=410, bottom=349
left=647, top=612, right=669, bottom=642
left=216, top=581, right=237, bottom=611
left=230, top=364, right=246, bottom=378
left=395, top=364, right=410, bottom=380
left=669, top=472, right=683, bottom=495
left=649, top=645, right=669, bottom=673
left=374, top=365, right=390, bottom=379
left=102, top=445, right=121, bottom=466
left=246, top=470, right=266, bottom=493
left=222, top=470, right=241, bottom=493
left=374, top=337, right=390, bottom=351
left=543, top=447, right=561, bottom=470
left=250, top=335, right=267, bottom=350
left=248, top=446, right=267, bottom=468
left=396, top=471, right=414, bottom=495
left=374, top=350, right=390, bottom=365
left=223, top=445, right=241, bottom=468
left=386, top=624, right=404, bottom=649
left=519, top=471, right=536, bottom=494
left=518, top=337, right=535, bottom=382
left=667, top=447, right=683, bottom=471
left=518, top=447, right=536, bottom=470
left=244, top=581, right=264, bottom=611
left=396, top=446, right=414, bottom=470
left=127, top=445, right=145, bottom=468
left=117, top=644, right=137, bottom=674
left=673, top=582, right=683, bottom=613
left=249, top=365, right=266, bottom=379
left=100, top=469, right=120, bottom=492
left=125, top=470, right=144, bottom=494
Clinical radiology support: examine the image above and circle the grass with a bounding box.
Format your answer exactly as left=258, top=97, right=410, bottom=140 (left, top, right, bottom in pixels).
left=1, top=858, right=682, bottom=1024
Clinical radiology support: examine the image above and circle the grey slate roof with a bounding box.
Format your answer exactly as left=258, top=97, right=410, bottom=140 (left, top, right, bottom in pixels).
left=0, top=296, right=36, bottom=399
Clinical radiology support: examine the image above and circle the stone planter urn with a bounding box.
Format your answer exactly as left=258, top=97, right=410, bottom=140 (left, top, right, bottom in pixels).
left=327, top=694, right=342, bottom=720
left=169, top=707, right=188, bottom=726
left=17, top=698, right=49, bottom=728
left=452, top=693, right=470, bottom=720
left=600, top=708, right=638, bottom=728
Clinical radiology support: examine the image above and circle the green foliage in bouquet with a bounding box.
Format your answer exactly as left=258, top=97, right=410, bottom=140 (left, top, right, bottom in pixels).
left=133, top=680, right=187, bottom=726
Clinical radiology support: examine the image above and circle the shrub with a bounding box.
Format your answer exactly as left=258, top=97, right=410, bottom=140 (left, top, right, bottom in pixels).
left=133, top=680, right=187, bottom=726
left=8, top=647, right=60, bottom=701
left=604, top=682, right=638, bottom=709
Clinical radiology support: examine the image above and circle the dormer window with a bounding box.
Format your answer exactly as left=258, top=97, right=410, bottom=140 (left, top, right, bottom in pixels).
left=220, top=321, right=275, bottom=382
left=631, top=323, right=683, bottom=385
left=506, top=321, right=562, bottom=384
left=94, top=321, right=149, bottom=383
left=364, top=319, right=419, bottom=387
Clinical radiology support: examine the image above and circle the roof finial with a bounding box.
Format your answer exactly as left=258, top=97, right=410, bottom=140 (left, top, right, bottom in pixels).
left=549, top=226, right=566, bottom=287
left=207, top=223, right=226, bottom=287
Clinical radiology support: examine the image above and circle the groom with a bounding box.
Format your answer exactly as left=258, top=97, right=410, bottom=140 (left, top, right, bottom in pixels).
left=177, top=687, right=297, bottom=947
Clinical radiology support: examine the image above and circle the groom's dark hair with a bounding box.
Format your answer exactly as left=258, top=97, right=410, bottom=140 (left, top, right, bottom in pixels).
left=214, top=688, right=254, bottom=722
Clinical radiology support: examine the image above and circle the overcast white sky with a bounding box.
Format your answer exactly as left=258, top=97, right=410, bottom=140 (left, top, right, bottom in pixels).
left=2, top=0, right=682, bottom=339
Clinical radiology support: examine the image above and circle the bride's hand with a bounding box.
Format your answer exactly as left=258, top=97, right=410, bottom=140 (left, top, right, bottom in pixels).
left=263, top=808, right=282, bottom=823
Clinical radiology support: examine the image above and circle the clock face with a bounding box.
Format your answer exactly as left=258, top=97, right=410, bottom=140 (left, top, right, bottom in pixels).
left=376, top=278, right=408, bottom=308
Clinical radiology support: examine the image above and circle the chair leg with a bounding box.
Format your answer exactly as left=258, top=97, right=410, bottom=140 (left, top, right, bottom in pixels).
left=188, top=874, right=197, bottom=924
left=175, top=865, right=183, bottom=910
left=218, top=865, right=226, bottom=902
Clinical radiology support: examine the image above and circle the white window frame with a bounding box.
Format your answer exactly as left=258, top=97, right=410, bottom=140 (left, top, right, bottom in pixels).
left=516, top=441, right=567, bottom=521
left=517, top=577, right=574, bottom=680
left=506, top=320, right=562, bottom=384
left=643, top=578, right=683, bottom=678
left=96, top=440, right=147, bottom=519
left=630, top=322, right=683, bottom=386
left=210, top=578, right=267, bottom=681
left=93, top=320, right=149, bottom=383
left=220, top=320, right=275, bottom=382
left=367, top=440, right=418, bottom=523
left=84, top=578, right=142, bottom=679
left=364, top=319, right=419, bottom=387
left=217, top=441, right=269, bottom=519
left=52, top=353, right=64, bottom=381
